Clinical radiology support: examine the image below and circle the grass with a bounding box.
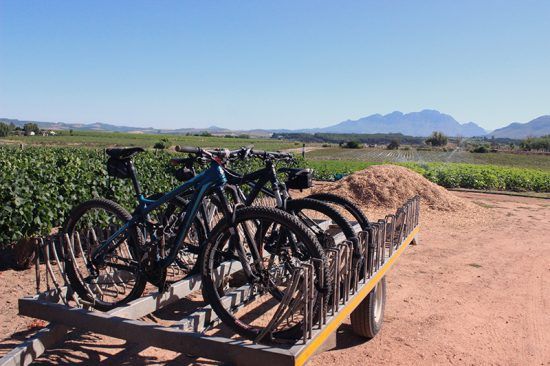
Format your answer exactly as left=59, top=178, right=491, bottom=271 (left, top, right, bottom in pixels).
left=2, top=130, right=299, bottom=151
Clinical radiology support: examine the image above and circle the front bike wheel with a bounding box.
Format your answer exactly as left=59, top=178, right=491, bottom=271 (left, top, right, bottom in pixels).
left=201, top=206, right=329, bottom=343
left=63, top=198, right=146, bottom=311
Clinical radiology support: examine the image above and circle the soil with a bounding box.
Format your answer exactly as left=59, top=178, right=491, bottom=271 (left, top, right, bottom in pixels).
left=1, top=191, right=549, bottom=365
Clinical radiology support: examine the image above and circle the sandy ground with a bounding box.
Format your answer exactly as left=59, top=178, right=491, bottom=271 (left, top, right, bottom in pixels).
left=1, top=192, right=549, bottom=365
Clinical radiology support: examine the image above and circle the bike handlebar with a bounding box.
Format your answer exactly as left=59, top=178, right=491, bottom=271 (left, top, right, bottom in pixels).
left=248, top=149, right=293, bottom=160
left=175, top=145, right=242, bottom=160
left=175, top=145, right=293, bottom=162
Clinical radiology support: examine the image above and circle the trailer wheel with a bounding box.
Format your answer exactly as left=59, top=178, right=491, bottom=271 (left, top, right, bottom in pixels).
left=350, top=276, right=386, bottom=339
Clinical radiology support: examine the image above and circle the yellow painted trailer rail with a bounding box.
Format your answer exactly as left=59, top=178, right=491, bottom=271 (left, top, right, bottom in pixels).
left=294, top=225, right=419, bottom=366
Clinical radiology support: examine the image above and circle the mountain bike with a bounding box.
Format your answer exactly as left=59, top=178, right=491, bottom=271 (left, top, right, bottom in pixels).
left=165, top=148, right=358, bottom=279
left=62, top=147, right=329, bottom=342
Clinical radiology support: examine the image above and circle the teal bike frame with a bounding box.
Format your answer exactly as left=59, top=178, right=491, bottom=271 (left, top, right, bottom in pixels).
left=91, top=161, right=228, bottom=270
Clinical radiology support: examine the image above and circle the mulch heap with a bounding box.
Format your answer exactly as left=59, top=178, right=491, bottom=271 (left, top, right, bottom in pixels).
left=313, top=165, right=469, bottom=212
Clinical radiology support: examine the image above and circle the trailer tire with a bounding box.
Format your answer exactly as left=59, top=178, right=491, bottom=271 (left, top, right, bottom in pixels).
left=350, top=276, right=386, bottom=339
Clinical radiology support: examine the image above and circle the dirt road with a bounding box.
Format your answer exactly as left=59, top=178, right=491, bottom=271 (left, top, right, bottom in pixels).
left=1, top=192, right=549, bottom=365
left=310, top=192, right=550, bottom=366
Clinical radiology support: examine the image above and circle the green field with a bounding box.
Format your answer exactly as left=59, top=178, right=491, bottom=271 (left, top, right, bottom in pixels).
left=5, top=132, right=549, bottom=172
left=1, top=144, right=549, bottom=246
left=2, top=130, right=300, bottom=151
left=306, top=147, right=550, bottom=171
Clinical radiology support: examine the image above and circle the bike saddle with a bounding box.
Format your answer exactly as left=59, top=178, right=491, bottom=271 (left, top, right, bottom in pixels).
left=105, top=147, right=145, bottom=159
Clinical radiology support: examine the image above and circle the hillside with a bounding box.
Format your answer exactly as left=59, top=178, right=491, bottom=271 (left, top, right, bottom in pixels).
left=0, top=118, right=231, bottom=135
left=309, top=110, right=487, bottom=137
left=490, top=115, right=550, bottom=139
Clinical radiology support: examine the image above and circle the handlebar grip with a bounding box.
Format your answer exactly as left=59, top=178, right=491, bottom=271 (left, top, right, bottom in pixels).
left=175, top=146, right=201, bottom=154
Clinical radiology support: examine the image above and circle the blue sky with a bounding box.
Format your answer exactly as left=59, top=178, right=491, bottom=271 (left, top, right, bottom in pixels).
left=1, top=1, right=549, bottom=131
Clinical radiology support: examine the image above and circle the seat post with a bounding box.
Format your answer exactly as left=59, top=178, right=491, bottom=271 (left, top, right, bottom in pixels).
left=127, top=160, right=142, bottom=197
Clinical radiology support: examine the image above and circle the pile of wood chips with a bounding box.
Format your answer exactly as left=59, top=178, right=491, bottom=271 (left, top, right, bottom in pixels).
left=313, top=165, right=471, bottom=212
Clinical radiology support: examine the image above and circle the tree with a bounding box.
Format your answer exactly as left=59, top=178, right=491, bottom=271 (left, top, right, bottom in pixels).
left=520, top=135, right=550, bottom=152
left=154, top=137, right=170, bottom=150
left=23, top=123, right=40, bottom=135
left=471, top=145, right=489, bottom=153
left=153, top=141, right=168, bottom=149
left=343, top=140, right=362, bottom=149
left=0, top=122, right=10, bottom=137
left=425, top=131, right=448, bottom=147
left=387, top=139, right=400, bottom=150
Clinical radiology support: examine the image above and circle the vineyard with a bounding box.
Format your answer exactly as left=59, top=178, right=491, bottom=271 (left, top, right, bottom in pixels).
left=0, top=146, right=180, bottom=246
left=400, top=162, right=550, bottom=192
left=1, top=145, right=549, bottom=248
left=307, top=147, right=550, bottom=171
left=2, top=130, right=298, bottom=151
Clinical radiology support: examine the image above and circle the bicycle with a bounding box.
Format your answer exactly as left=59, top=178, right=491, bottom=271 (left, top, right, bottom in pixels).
left=62, top=147, right=330, bottom=342
left=172, top=146, right=360, bottom=248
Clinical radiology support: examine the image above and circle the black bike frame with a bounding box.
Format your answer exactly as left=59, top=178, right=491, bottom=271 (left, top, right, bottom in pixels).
left=224, top=161, right=286, bottom=208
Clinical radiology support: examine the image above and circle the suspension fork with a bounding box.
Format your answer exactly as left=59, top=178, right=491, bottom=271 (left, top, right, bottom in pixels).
left=268, top=162, right=285, bottom=209
left=214, top=187, right=264, bottom=280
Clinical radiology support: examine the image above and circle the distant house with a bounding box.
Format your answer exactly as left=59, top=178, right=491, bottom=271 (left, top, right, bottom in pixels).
left=28, top=131, right=35, bottom=136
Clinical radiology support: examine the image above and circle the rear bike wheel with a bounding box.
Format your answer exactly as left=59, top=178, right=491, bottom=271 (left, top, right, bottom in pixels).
left=201, top=206, right=330, bottom=343
left=306, top=192, right=370, bottom=230
left=286, top=198, right=357, bottom=249
left=307, top=193, right=371, bottom=286
left=63, top=198, right=146, bottom=311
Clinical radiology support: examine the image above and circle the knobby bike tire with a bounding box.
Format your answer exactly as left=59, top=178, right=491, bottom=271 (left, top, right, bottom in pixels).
left=63, top=198, right=147, bottom=311
left=200, top=206, right=331, bottom=342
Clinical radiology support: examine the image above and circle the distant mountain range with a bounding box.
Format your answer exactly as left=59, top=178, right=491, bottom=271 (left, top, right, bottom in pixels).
left=0, top=118, right=239, bottom=135
left=2, top=110, right=549, bottom=138
left=489, top=115, right=550, bottom=139
left=300, top=109, right=487, bottom=137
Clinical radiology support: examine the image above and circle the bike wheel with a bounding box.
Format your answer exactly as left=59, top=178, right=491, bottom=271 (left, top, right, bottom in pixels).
left=286, top=198, right=357, bottom=249
left=307, top=193, right=372, bottom=287
left=63, top=198, right=146, bottom=311
left=201, top=206, right=329, bottom=343
left=306, top=193, right=370, bottom=230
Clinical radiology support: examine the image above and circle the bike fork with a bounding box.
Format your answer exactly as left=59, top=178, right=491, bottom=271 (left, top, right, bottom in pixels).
left=214, top=187, right=262, bottom=282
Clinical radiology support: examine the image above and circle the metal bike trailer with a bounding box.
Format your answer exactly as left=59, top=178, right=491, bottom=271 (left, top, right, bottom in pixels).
left=1, top=197, right=420, bottom=366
